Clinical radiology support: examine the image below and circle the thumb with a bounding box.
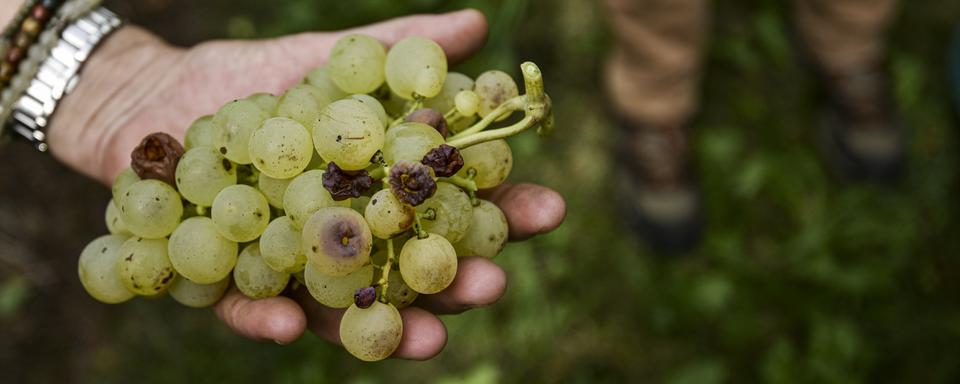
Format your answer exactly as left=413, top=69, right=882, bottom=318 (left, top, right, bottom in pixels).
left=271, top=8, right=488, bottom=71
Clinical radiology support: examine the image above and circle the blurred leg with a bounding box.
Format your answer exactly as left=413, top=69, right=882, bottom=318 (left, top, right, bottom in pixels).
left=604, top=0, right=710, bottom=253
left=794, top=0, right=904, bottom=181
left=605, top=0, right=709, bottom=127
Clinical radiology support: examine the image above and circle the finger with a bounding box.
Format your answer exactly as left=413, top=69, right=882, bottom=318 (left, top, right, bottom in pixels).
left=273, top=9, right=488, bottom=69
left=481, top=183, right=567, bottom=241
left=294, top=288, right=448, bottom=360
left=213, top=286, right=307, bottom=344
left=415, top=257, right=507, bottom=314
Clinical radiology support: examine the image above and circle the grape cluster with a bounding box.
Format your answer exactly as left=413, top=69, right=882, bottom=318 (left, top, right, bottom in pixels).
left=79, top=34, right=552, bottom=361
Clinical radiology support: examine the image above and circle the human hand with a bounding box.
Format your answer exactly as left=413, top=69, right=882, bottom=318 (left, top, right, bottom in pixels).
left=47, top=9, right=566, bottom=359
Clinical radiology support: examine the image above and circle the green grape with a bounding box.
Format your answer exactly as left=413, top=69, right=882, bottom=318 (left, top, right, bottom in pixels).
left=111, top=167, right=140, bottom=203
left=105, top=198, right=131, bottom=236
left=260, top=216, right=306, bottom=273
left=453, top=199, right=508, bottom=259
left=475, top=70, right=519, bottom=121
left=381, top=89, right=407, bottom=117
left=168, top=217, right=239, bottom=284
left=168, top=275, right=230, bottom=308
left=364, top=188, right=415, bottom=239
left=399, top=234, right=457, bottom=294
left=350, top=94, right=390, bottom=126
left=424, top=72, right=474, bottom=114
left=314, top=99, right=385, bottom=171
left=213, top=99, right=269, bottom=164
left=416, top=182, right=473, bottom=243
left=385, top=271, right=418, bottom=309
left=276, top=84, right=331, bottom=132
left=118, top=179, right=183, bottom=239
left=78, top=234, right=135, bottom=304
left=293, top=270, right=306, bottom=285
left=306, top=150, right=327, bottom=171
left=184, top=115, right=217, bottom=150
left=257, top=174, right=292, bottom=209
left=304, top=262, right=373, bottom=308
left=283, top=170, right=350, bottom=228
left=246, top=92, right=278, bottom=114
left=384, top=37, right=447, bottom=100
left=328, top=34, right=386, bottom=94
left=233, top=242, right=290, bottom=299
left=176, top=147, right=237, bottom=206
left=455, top=139, right=513, bottom=189
left=304, top=65, right=349, bottom=102
left=211, top=185, right=270, bottom=242
left=382, top=122, right=445, bottom=164
left=248, top=117, right=314, bottom=178
left=117, top=237, right=177, bottom=296
left=339, top=301, right=403, bottom=361
left=302, top=206, right=372, bottom=277
left=454, top=90, right=481, bottom=117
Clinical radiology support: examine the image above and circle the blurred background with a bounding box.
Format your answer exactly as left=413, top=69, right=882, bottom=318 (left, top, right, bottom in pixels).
left=1, top=0, right=959, bottom=382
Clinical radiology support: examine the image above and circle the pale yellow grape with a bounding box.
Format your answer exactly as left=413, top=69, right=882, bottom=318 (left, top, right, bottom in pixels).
left=475, top=70, right=519, bottom=121
left=314, top=99, right=385, bottom=170
left=118, top=179, right=183, bottom=239
left=184, top=115, right=217, bottom=150
left=382, top=122, right=445, bottom=164
left=260, top=216, right=306, bottom=273
left=304, top=262, right=373, bottom=308
left=248, top=117, right=314, bottom=178
left=283, top=170, right=349, bottom=228
left=276, top=84, right=331, bottom=132
left=168, top=275, right=230, bottom=308
left=302, top=206, right=372, bottom=277
left=304, top=65, right=349, bottom=101
left=399, top=234, right=458, bottom=294
left=453, top=199, right=509, bottom=259
left=117, top=237, right=177, bottom=296
left=211, top=185, right=270, bottom=242
left=416, top=182, right=473, bottom=243
left=385, top=271, right=418, bottom=309
left=105, top=198, right=131, bottom=236
left=78, top=234, right=134, bottom=304
left=258, top=174, right=292, bottom=208
left=168, top=217, right=238, bottom=284
left=350, top=94, right=390, bottom=126
left=454, top=90, right=480, bottom=117
left=351, top=195, right=371, bottom=214
left=233, top=242, right=290, bottom=299
left=176, top=147, right=237, bottom=206
left=424, top=72, right=474, bottom=114
left=455, top=139, right=513, bottom=189
left=246, top=92, right=278, bottom=114
left=340, top=302, right=403, bottom=361
left=364, top=188, right=415, bottom=239
left=111, top=167, right=140, bottom=203
left=213, top=99, right=269, bottom=164
left=328, top=34, right=386, bottom=94
left=384, top=37, right=447, bottom=100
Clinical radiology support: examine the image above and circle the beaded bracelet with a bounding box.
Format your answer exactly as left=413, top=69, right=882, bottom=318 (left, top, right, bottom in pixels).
left=0, top=1, right=61, bottom=88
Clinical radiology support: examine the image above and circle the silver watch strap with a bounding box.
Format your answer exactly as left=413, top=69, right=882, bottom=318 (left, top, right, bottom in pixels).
left=7, top=6, right=122, bottom=152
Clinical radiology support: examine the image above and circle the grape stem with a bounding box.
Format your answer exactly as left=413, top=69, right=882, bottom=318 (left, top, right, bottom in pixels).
left=445, top=62, right=551, bottom=148
left=441, top=174, right=478, bottom=192
left=412, top=213, right=429, bottom=239
left=377, top=238, right=395, bottom=303
left=389, top=95, right=425, bottom=128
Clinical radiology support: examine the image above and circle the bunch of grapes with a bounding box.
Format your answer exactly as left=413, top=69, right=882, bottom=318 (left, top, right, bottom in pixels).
left=78, top=34, right=552, bottom=361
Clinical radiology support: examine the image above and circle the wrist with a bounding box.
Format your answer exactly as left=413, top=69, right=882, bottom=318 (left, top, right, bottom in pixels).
left=47, top=25, right=184, bottom=184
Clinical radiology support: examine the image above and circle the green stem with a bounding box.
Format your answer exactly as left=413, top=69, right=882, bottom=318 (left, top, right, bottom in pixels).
left=447, top=115, right=536, bottom=149
left=413, top=212, right=429, bottom=239
left=441, top=175, right=478, bottom=192
left=389, top=96, right=424, bottom=128
left=368, top=167, right=385, bottom=180
left=377, top=238, right=395, bottom=302
left=447, top=97, right=525, bottom=140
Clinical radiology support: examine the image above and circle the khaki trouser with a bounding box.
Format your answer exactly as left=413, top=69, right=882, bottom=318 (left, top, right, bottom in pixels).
left=605, top=0, right=898, bottom=126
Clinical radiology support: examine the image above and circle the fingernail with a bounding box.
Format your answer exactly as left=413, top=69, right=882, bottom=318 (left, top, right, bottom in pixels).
left=274, top=339, right=288, bottom=346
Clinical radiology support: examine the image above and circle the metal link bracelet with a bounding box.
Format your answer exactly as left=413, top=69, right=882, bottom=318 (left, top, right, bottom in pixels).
left=5, top=6, right=122, bottom=152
